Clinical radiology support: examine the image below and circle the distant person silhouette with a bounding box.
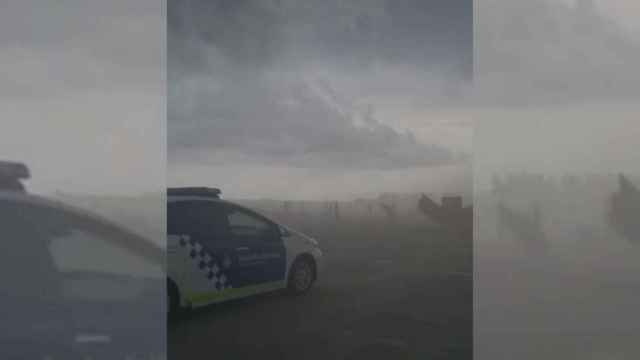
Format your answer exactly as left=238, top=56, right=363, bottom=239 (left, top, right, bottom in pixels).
left=496, top=202, right=549, bottom=256
left=609, top=174, right=640, bottom=244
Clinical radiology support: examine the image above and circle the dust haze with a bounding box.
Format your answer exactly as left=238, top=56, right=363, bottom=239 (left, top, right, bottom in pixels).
left=474, top=0, right=640, bottom=358
left=0, top=0, right=165, bottom=196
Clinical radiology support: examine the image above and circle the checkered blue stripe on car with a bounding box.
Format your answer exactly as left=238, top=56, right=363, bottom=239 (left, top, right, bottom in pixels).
left=177, top=235, right=232, bottom=291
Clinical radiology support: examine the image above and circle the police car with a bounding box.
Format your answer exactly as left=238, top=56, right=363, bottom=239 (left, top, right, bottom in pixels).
left=0, top=161, right=164, bottom=359
left=167, top=187, right=323, bottom=314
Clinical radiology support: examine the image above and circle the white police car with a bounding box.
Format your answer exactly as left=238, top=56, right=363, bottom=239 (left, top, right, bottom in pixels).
left=167, top=187, right=323, bottom=314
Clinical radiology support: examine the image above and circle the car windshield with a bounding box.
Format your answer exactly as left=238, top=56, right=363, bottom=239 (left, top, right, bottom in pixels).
left=0, top=198, right=163, bottom=303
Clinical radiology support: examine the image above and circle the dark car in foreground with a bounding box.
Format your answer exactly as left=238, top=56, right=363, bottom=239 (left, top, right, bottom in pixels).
left=0, top=162, right=165, bottom=359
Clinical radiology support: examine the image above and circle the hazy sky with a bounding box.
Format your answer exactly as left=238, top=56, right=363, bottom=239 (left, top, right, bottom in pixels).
left=0, top=0, right=164, bottom=195
left=475, top=4, right=640, bottom=358
left=578, top=0, right=640, bottom=36
left=474, top=0, right=640, bottom=190
left=3, top=1, right=635, bottom=198
left=168, top=0, right=473, bottom=200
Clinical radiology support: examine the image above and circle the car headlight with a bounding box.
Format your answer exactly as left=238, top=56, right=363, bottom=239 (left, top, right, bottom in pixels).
left=312, top=246, right=323, bottom=258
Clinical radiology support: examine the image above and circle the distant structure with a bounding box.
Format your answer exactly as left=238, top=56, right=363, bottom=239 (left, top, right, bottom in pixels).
left=379, top=202, right=397, bottom=222
left=492, top=173, right=556, bottom=198
left=442, top=195, right=463, bottom=210
left=418, top=194, right=472, bottom=237
left=609, top=174, right=640, bottom=244
left=323, top=201, right=330, bottom=217
left=283, top=201, right=291, bottom=214
left=496, top=202, right=549, bottom=256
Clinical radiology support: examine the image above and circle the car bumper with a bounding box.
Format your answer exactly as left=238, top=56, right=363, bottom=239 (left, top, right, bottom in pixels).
left=312, top=247, right=324, bottom=280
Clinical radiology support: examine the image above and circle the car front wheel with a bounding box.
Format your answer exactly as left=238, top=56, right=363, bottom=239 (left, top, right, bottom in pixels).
left=287, top=257, right=316, bottom=295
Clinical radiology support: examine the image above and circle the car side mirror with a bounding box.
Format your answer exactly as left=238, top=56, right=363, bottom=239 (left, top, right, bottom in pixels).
left=279, top=226, right=291, bottom=238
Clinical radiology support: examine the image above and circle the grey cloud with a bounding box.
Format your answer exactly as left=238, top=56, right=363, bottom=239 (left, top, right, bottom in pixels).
left=168, top=0, right=472, bottom=170
left=475, top=0, right=640, bottom=108
left=168, top=71, right=458, bottom=169
left=0, top=0, right=163, bottom=100
left=168, top=0, right=471, bottom=78
left=1, top=1, right=164, bottom=195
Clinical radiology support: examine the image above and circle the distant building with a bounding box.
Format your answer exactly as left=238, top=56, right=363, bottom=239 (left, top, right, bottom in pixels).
left=442, top=196, right=463, bottom=210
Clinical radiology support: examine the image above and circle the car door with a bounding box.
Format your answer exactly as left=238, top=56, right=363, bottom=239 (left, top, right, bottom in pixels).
left=0, top=199, right=73, bottom=358
left=167, top=200, right=191, bottom=287
left=43, top=209, right=164, bottom=357
left=167, top=200, right=237, bottom=306
left=223, top=204, right=287, bottom=289
left=0, top=198, right=165, bottom=358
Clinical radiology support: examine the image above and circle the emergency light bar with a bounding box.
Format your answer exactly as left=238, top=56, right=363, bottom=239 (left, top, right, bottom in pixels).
left=0, top=161, right=30, bottom=179
left=168, top=187, right=221, bottom=198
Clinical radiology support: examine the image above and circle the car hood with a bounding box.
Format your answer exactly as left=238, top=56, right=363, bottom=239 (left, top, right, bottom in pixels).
left=283, top=226, right=318, bottom=247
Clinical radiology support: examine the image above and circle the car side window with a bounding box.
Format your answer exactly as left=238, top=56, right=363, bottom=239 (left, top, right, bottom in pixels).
left=168, top=200, right=228, bottom=243
left=167, top=201, right=189, bottom=235
left=226, top=207, right=274, bottom=240
left=0, top=199, right=162, bottom=302
left=48, top=227, right=161, bottom=279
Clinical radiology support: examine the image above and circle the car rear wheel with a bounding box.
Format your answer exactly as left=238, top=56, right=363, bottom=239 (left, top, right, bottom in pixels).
left=167, top=279, right=181, bottom=320
left=287, top=257, right=316, bottom=295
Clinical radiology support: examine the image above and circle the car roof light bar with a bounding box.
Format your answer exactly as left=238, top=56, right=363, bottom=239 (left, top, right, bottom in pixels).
left=167, top=187, right=221, bottom=198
